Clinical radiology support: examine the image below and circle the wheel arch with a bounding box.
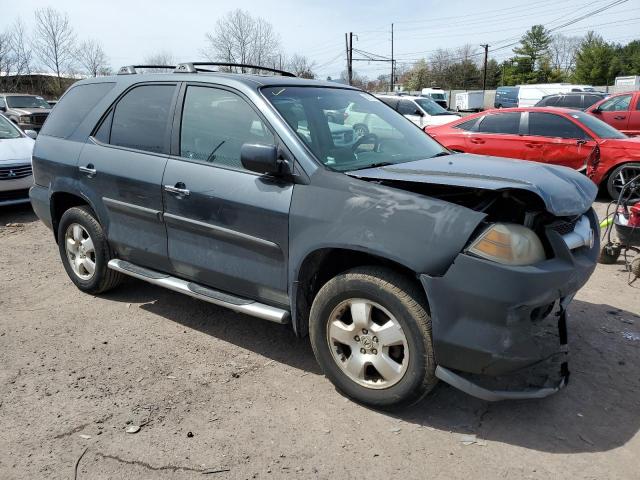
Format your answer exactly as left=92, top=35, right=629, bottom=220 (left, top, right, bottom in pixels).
left=292, top=247, right=427, bottom=338
left=600, top=160, right=640, bottom=198
left=50, top=191, right=98, bottom=242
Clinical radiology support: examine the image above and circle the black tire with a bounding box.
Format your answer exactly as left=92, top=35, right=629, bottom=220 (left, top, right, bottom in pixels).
left=630, top=257, right=640, bottom=280
left=606, top=162, right=640, bottom=200
left=309, top=266, right=437, bottom=409
left=57, top=206, right=123, bottom=294
left=598, top=242, right=621, bottom=264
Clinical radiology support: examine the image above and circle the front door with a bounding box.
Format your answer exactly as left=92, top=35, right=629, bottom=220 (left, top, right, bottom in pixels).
left=162, top=84, right=293, bottom=307
left=593, top=94, right=632, bottom=132
left=79, top=83, right=178, bottom=270
left=526, top=112, right=596, bottom=170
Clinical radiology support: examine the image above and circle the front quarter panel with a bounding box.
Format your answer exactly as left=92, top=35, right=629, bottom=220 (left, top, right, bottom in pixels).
left=289, top=169, right=487, bottom=281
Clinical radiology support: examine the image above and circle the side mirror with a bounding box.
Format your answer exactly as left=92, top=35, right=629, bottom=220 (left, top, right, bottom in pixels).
left=0, top=105, right=6, bottom=112
left=24, top=129, right=38, bottom=140
left=592, top=106, right=601, bottom=113
left=241, top=143, right=290, bottom=176
left=414, top=109, right=424, bottom=117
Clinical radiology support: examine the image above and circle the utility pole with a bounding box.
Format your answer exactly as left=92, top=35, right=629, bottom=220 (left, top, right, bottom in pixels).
left=481, top=44, right=489, bottom=108
left=345, top=32, right=353, bottom=85
left=390, top=23, right=394, bottom=93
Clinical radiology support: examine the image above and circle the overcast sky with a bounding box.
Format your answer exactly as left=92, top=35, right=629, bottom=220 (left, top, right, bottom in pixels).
left=3, top=0, right=638, bottom=79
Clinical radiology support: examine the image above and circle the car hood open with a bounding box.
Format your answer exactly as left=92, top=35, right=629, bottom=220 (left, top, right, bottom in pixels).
left=347, top=153, right=597, bottom=217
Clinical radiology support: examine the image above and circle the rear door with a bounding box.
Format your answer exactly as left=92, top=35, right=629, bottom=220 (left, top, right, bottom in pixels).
left=79, top=83, right=178, bottom=270
left=161, top=84, right=292, bottom=307
left=593, top=94, right=632, bottom=132
left=464, top=111, right=523, bottom=158
left=524, top=111, right=596, bottom=170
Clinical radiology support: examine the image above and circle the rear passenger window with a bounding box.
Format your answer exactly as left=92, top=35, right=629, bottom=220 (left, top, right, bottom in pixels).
left=180, top=86, right=274, bottom=170
left=477, top=112, right=520, bottom=134
left=529, top=113, right=589, bottom=139
left=109, top=84, right=176, bottom=154
left=39, top=83, right=115, bottom=138
left=583, top=95, right=603, bottom=108
left=378, top=98, right=398, bottom=109
left=397, top=100, right=418, bottom=115
left=538, top=96, right=559, bottom=107
left=454, top=118, right=478, bottom=131
left=559, top=95, right=582, bottom=109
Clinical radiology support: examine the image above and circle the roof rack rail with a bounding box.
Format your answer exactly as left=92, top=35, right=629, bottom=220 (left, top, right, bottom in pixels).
left=174, top=62, right=296, bottom=77
left=117, top=65, right=176, bottom=75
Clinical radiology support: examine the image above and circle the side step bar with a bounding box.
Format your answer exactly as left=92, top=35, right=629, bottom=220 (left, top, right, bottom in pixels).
left=107, top=259, right=289, bottom=324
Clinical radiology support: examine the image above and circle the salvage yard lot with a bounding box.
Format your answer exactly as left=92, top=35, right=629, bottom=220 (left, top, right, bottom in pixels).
left=1, top=201, right=639, bottom=479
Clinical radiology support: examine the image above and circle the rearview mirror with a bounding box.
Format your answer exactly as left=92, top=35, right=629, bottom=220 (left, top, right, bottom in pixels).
left=241, top=143, right=290, bottom=176
left=24, top=129, right=38, bottom=140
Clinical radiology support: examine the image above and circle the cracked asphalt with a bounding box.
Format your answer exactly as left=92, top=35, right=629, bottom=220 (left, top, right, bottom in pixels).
left=1, top=201, right=639, bottom=479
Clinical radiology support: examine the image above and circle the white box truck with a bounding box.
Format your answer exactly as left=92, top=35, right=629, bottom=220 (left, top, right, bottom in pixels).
left=614, top=76, right=640, bottom=92
left=455, top=91, right=484, bottom=112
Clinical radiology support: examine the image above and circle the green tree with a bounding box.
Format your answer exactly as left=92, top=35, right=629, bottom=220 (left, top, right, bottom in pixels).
left=513, top=25, right=552, bottom=72
left=573, top=31, right=616, bottom=85
left=405, top=59, right=429, bottom=91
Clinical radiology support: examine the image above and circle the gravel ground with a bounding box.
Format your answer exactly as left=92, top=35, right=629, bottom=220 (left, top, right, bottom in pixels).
left=1, top=200, right=639, bottom=480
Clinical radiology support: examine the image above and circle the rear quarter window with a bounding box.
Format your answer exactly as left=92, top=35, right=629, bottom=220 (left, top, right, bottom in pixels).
left=39, top=82, right=115, bottom=138
left=477, top=112, right=521, bottom=134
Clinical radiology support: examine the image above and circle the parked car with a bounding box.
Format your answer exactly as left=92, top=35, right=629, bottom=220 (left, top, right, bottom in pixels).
left=420, top=87, right=448, bottom=108
left=376, top=94, right=460, bottom=128
left=426, top=106, right=640, bottom=198
left=586, top=91, right=640, bottom=136
left=0, top=113, right=35, bottom=206
left=494, top=86, right=519, bottom=108
left=0, top=93, right=51, bottom=132
left=518, top=84, right=595, bottom=107
left=30, top=64, right=599, bottom=407
left=535, top=92, right=607, bottom=110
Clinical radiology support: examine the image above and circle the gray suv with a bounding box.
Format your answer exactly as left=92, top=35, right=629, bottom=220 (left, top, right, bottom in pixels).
left=30, top=63, right=599, bottom=408
left=0, top=93, right=51, bottom=131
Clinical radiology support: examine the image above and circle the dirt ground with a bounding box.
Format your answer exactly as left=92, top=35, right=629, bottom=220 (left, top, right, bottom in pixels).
left=1, top=200, right=639, bottom=480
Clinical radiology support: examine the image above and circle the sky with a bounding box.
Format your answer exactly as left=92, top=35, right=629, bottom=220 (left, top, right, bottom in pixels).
left=3, top=0, right=639, bottom=79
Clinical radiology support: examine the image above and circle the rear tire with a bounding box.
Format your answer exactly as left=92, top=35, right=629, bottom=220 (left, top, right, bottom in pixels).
left=57, top=206, right=123, bottom=294
left=309, top=266, right=437, bottom=409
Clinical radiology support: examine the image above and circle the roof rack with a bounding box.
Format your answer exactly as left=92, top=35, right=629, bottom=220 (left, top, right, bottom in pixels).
left=174, top=62, right=296, bottom=77
left=117, top=65, right=176, bottom=75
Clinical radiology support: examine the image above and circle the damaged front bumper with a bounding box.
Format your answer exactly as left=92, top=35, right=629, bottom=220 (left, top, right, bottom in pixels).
left=421, top=210, right=599, bottom=401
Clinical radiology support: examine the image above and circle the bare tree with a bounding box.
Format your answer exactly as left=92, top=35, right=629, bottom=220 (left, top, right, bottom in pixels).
left=142, top=50, right=175, bottom=72
left=32, top=7, right=76, bottom=91
left=75, top=39, right=108, bottom=77
left=550, top=34, right=582, bottom=73
left=286, top=53, right=316, bottom=78
left=203, top=9, right=280, bottom=72
left=0, top=31, right=16, bottom=90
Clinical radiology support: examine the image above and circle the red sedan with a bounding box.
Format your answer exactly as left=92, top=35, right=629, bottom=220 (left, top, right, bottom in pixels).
left=426, top=107, right=640, bottom=198
left=585, top=90, right=640, bottom=137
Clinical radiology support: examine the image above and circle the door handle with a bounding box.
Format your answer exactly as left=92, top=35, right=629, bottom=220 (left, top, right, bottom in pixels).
left=164, top=183, right=190, bottom=197
left=469, top=138, right=485, bottom=144
left=525, top=143, right=542, bottom=148
left=614, top=115, right=626, bottom=120
left=576, top=139, right=588, bottom=146
left=79, top=164, right=96, bottom=177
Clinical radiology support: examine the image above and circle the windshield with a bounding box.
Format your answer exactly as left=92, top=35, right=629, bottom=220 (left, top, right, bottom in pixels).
left=0, top=115, right=22, bottom=139
left=428, top=93, right=445, bottom=100
left=414, top=98, right=450, bottom=115
left=262, top=87, right=447, bottom=172
left=6, top=95, right=51, bottom=109
left=569, top=111, right=627, bottom=139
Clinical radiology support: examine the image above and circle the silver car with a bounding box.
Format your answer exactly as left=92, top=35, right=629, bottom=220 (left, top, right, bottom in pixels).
left=0, top=113, right=35, bottom=206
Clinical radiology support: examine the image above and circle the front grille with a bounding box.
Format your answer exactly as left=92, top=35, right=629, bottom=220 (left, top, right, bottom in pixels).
left=0, top=189, right=29, bottom=202
left=30, top=113, right=48, bottom=125
left=0, top=164, right=32, bottom=180
left=548, top=217, right=578, bottom=236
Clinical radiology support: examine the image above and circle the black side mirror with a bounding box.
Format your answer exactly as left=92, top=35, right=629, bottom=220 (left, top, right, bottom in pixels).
left=414, top=109, right=424, bottom=116
left=592, top=106, right=601, bottom=113
left=241, top=143, right=290, bottom=176
left=0, top=106, right=6, bottom=112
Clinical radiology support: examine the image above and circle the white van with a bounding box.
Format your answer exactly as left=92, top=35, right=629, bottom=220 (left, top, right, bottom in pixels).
left=517, top=83, right=594, bottom=107
left=376, top=95, right=460, bottom=128
left=420, top=88, right=448, bottom=109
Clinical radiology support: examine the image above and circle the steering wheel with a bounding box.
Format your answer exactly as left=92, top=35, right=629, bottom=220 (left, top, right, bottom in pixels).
left=352, top=133, right=379, bottom=152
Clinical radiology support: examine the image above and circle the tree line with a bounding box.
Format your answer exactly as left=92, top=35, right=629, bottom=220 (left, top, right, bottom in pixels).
left=401, top=25, right=639, bottom=91
left=0, top=8, right=317, bottom=97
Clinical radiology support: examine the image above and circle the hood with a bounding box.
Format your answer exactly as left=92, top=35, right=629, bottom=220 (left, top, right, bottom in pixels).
left=0, top=137, right=35, bottom=163
left=347, top=153, right=597, bottom=217
left=599, top=136, right=640, bottom=150
left=8, top=107, right=50, bottom=115
left=425, top=114, right=460, bottom=126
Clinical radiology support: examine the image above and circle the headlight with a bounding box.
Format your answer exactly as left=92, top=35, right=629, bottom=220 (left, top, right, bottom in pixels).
left=19, top=115, right=31, bottom=123
left=467, top=223, right=546, bottom=266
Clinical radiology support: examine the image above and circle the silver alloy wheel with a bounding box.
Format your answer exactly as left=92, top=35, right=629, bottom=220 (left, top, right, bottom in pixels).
left=64, top=223, right=96, bottom=280
left=326, top=298, right=409, bottom=389
left=612, top=165, right=640, bottom=199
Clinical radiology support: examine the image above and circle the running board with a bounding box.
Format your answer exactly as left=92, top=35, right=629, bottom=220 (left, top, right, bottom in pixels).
left=107, top=259, right=289, bottom=324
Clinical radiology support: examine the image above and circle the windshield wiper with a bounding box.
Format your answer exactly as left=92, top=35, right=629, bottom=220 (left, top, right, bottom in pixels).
left=430, top=151, right=450, bottom=158
left=353, top=161, right=394, bottom=170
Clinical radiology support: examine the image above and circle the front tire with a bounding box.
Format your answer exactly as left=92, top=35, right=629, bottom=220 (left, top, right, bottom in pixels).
left=309, top=266, right=437, bottom=409
left=57, top=206, right=123, bottom=294
left=606, top=162, right=640, bottom=200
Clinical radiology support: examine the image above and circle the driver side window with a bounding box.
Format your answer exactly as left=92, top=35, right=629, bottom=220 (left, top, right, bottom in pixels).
left=180, top=86, right=275, bottom=171
left=397, top=100, right=419, bottom=116
left=600, top=95, right=631, bottom=112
